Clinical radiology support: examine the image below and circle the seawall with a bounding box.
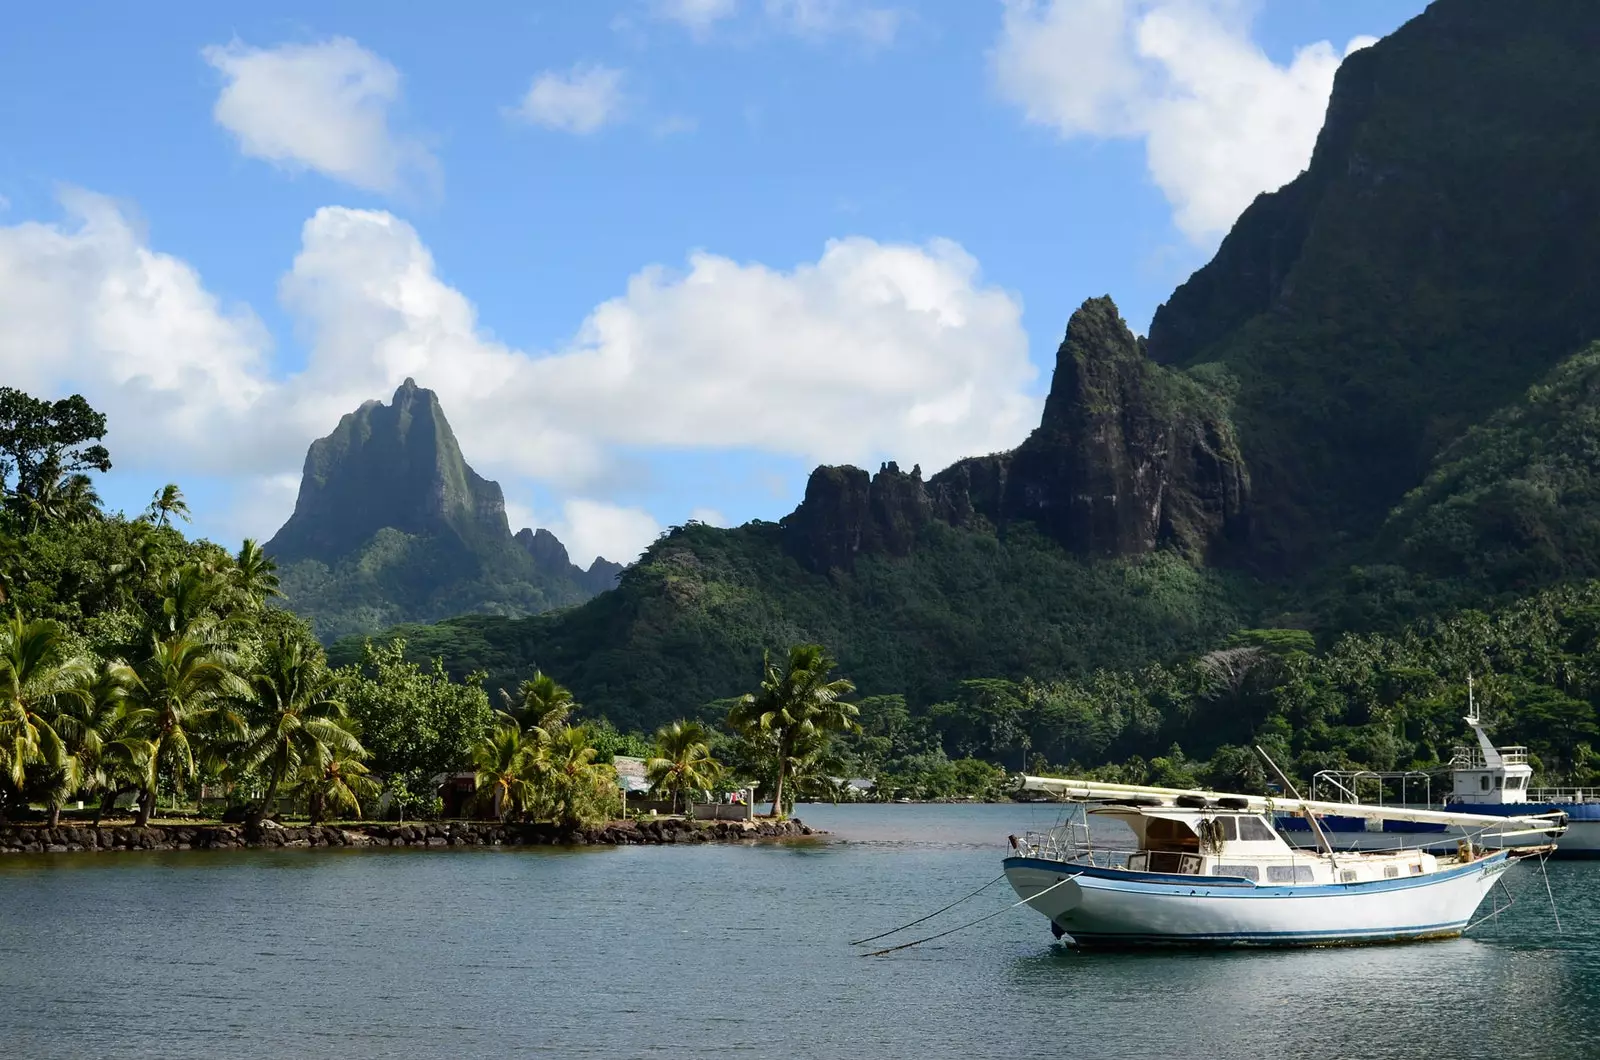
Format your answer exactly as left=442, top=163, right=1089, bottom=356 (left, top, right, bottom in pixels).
left=0, top=817, right=818, bottom=855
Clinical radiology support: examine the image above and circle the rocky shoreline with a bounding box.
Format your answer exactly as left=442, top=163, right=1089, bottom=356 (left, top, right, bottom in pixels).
left=0, top=817, right=819, bottom=855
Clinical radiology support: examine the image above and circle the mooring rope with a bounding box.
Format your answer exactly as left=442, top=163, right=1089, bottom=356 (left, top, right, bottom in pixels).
left=850, top=873, right=1007, bottom=946
left=1539, top=852, right=1563, bottom=934
left=859, top=874, right=1080, bottom=957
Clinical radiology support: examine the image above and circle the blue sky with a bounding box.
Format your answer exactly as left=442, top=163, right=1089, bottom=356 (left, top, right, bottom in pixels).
left=0, top=0, right=1427, bottom=565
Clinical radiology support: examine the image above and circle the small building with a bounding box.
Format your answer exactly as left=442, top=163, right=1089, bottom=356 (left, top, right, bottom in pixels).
left=613, top=756, right=651, bottom=796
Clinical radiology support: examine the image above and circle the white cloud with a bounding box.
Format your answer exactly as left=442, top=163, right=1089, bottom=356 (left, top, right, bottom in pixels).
left=552, top=500, right=663, bottom=566
left=512, top=64, right=626, bottom=134
left=648, top=0, right=900, bottom=42
left=689, top=507, right=727, bottom=526
left=992, top=0, right=1374, bottom=241
left=2, top=194, right=1038, bottom=548
left=202, top=37, right=433, bottom=193
left=651, top=0, right=740, bottom=32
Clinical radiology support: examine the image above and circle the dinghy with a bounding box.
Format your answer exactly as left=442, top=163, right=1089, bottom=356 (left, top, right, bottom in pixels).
left=1004, top=776, right=1566, bottom=948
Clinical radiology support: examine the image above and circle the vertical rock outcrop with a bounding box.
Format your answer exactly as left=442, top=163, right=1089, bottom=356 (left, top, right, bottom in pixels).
left=780, top=297, right=1249, bottom=573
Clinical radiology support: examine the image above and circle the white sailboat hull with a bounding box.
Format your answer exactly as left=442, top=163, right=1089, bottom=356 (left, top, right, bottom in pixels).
left=1003, top=852, right=1515, bottom=947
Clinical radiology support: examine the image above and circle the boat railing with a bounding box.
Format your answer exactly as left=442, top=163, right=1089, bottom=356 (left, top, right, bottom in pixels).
left=1527, top=787, right=1597, bottom=804
left=1308, top=769, right=1436, bottom=806
left=1451, top=745, right=1529, bottom=768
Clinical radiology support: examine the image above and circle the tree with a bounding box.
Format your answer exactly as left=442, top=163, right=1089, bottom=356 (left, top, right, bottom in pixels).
left=0, top=612, right=91, bottom=819
left=297, top=746, right=379, bottom=825
left=340, top=639, right=492, bottom=820
left=147, top=484, right=190, bottom=529
left=471, top=715, right=538, bottom=820
left=541, top=724, right=618, bottom=829
left=0, top=388, right=111, bottom=505
left=127, top=635, right=249, bottom=826
left=501, top=670, right=574, bottom=731
left=728, top=644, right=859, bottom=817
left=646, top=720, right=722, bottom=813
left=46, top=658, right=140, bottom=826
left=241, top=634, right=361, bottom=824
left=231, top=539, right=281, bottom=607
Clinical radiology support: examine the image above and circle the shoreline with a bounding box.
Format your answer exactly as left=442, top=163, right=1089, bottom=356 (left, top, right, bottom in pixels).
left=0, top=817, right=819, bottom=856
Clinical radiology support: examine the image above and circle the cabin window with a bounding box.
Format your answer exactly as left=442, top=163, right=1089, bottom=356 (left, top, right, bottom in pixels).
left=1145, top=817, right=1201, bottom=852
left=1481, top=775, right=1491, bottom=791
left=1495, top=776, right=1504, bottom=790
left=1509, top=776, right=1525, bottom=790
left=1340, top=870, right=1357, bottom=883
left=1236, top=816, right=1277, bottom=842
left=1210, top=816, right=1238, bottom=841
left=1266, top=865, right=1315, bottom=883
left=1213, top=864, right=1259, bottom=881
left=1384, top=866, right=1399, bottom=878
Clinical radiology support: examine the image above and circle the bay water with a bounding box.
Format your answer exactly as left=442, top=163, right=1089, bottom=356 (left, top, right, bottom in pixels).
left=0, top=803, right=1595, bottom=1059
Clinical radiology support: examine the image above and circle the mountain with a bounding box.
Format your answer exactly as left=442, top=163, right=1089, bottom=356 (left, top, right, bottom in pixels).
left=336, top=0, right=1600, bottom=730
left=268, top=379, right=619, bottom=642
left=1146, top=0, right=1600, bottom=573
left=329, top=303, right=1260, bottom=729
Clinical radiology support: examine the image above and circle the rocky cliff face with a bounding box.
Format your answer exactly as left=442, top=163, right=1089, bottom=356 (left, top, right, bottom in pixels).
left=268, top=379, right=510, bottom=562
left=1145, top=0, right=1600, bottom=571
left=781, top=298, right=1248, bottom=572
left=267, top=380, right=621, bottom=640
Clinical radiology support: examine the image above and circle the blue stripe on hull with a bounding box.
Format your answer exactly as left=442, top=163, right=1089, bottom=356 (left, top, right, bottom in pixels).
left=1064, top=922, right=1469, bottom=949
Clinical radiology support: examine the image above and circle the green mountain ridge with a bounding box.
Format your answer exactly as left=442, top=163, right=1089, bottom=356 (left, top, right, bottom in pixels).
left=326, top=0, right=1600, bottom=739
left=267, top=379, right=620, bottom=642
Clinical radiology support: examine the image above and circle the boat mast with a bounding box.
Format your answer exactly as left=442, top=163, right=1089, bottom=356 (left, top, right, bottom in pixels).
left=1256, top=745, right=1339, bottom=868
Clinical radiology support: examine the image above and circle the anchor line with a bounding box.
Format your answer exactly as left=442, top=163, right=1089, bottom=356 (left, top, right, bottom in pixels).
left=860, top=874, right=1080, bottom=957
left=1539, top=852, right=1563, bottom=934
left=850, top=873, right=1007, bottom=946
left=1465, top=877, right=1517, bottom=934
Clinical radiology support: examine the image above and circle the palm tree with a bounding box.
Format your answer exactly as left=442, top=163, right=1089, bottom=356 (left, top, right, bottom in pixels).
left=646, top=720, right=722, bottom=814
left=472, top=714, right=538, bottom=820
left=0, top=612, right=90, bottom=810
left=543, top=724, right=616, bottom=830
left=231, top=539, right=281, bottom=607
left=501, top=671, right=575, bottom=732
left=148, top=483, right=190, bottom=528
left=46, top=659, right=140, bottom=826
left=127, top=635, right=249, bottom=826
left=240, top=635, right=361, bottom=824
left=728, top=644, right=859, bottom=817
left=156, top=563, right=229, bottom=637
left=297, top=747, right=379, bottom=825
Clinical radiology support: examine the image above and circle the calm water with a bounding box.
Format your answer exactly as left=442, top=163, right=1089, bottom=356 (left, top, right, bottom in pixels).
left=1, top=803, right=1596, bottom=1059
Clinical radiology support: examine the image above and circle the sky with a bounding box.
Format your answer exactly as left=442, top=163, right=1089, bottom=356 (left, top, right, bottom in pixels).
left=0, top=0, right=1429, bottom=567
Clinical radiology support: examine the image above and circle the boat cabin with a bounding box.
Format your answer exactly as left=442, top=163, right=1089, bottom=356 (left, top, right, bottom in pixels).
left=1096, top=805, right=1438, bottom=885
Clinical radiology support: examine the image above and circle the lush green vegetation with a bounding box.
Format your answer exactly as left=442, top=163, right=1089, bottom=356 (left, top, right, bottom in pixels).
left=330, top=519, right=1257, bottom=733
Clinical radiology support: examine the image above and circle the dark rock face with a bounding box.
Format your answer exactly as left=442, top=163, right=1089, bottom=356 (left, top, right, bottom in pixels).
left=781, top=298, right=1248, bottom=572
left=1145, top=0, right=1600, bottom=571
left=268, top=378, right=509, bottom=562
left=266, top=380, right=623, bottom=639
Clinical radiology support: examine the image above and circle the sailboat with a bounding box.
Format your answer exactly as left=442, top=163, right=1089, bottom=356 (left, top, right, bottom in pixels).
left=1004, top=775, right=1565, bottom=947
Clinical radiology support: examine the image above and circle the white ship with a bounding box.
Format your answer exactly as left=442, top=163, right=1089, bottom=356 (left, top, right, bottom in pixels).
left=1276, top=681, right=1600, bottom=857
left=1004, top=776, right=1564, bottom=947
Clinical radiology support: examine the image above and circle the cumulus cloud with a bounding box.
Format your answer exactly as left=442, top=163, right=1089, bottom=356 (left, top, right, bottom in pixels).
left=551, top=500, right=663, bottom=567
left=512, top=64, right=626, bottom=134
left=3, top=194, right=1039, bottom=547
left=202, top=37, right=434, bottom=193
left=992, top=0, right=1374, bottom=241
left=650, top=0, right=740, bottom=32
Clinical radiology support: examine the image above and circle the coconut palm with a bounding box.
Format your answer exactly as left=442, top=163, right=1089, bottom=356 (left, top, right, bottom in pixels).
left=127, top=635, right=249, bottom=825
left=231, top=539, right=281, bottom=607
left=240, top=634, right=361, bottom=824
left=728, top=644, right=859, bottom=817
left=646, top=720, right=722, bottom=814
left=156, top=563, right=229, bottom=637
left=542, top=724, right=617, bottom=830
left=0, top=612, right=90, bottom=806
left=501, top=670, right=575, bottom=732
left=45, top=659, right=140, bottom=826
left=471, top=714, right=538, bottom=820
left=148, top=483, right=190, bottom=528
left=297, top=747, right=379, bottom=825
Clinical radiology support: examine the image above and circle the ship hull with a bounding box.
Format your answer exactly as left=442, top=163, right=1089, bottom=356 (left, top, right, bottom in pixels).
left=1003, top=852, right=1514, bottom=947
